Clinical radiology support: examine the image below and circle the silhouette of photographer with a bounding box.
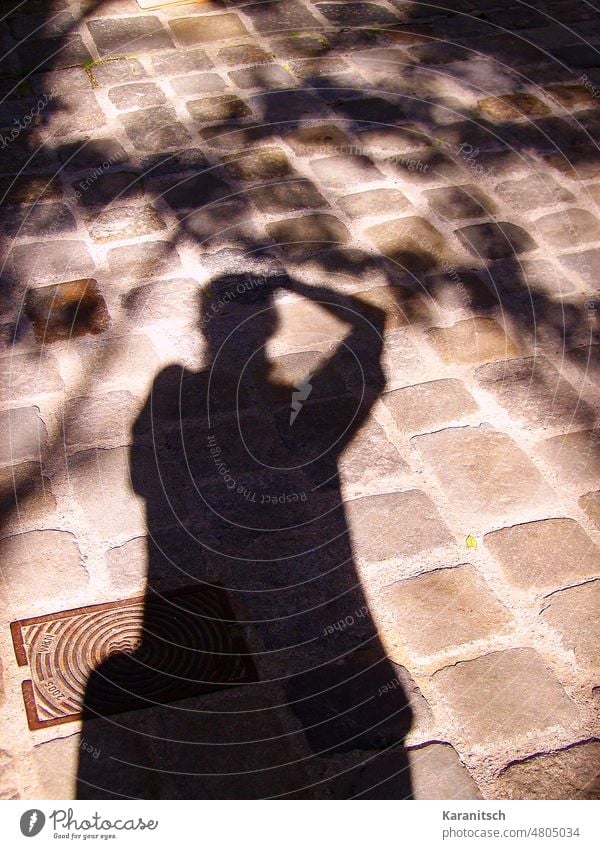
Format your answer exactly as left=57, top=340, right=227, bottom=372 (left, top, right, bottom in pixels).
left=77, top=272, right=413, bottom=799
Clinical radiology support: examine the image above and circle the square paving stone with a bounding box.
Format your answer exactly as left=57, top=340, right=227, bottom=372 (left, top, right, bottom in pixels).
left=559, top=248, right=600, bottom=283
left=543, top=147, right=600, bottom=181
left=345, top=489, right=454, bottom=562
left=169, top=14, right=249, bottom=45
left=383, top=565, right=511, bottom=658
left=365, top=216, right=450, bottom=271
left=184, top=198, right=253, bottom=246
left=338, top=188, right=410, bottom=219
left=333, top=742, right=481, bottom=800
left=478, top=93, right=551, bottom=121
left=410, top=742, right=482, bottom=800
left=0, top=530, right=86, bottom=614
left=64, top=390, right=140, bottom=451
left=10, top=585, right=257, bottom=729
left=271, top=297, right=352, bottom=348
left=198, top=122, right=274, bottom=150
left=9, top=241, right=95, bottom=287
left=217, top=44, right=273, bottom=66
left=475, top=356, right=591, bottom=429
left=413, top=424, right=553, bottom=523
left=187, top=94, right=251, bottom=122
left=485, top=518, right=600, bottom=593
left=496, top=741, right=600, bottom=800
left=282, top=124, right=352, bottom=155
left=541, top=579, right=600, bottom=674
left=170, top=73, right=226, bottom=95
left=353, top=286, right=429, bottom=332
left=256, top=88, right=328, bottom=121
left=120, top=106, right=192, bottom=150
left=0, top=175, right=62, bottom=206
left=150, top=47, right=213, bottom=75
left=423, top=270, right=497, bottom=312
left=92, top=57, right=147, bottom=87
left=568, top=344, right=600, bottom=387
left=0, top=202, right=76, bottom=239
left=579, top=490, right=600, bottom=529
left=286, top=660, right=412, bottom=755
left=431, top=648, right=579, bottom=743
left=383, top=378, right=478, bottom=434
left=141, top=147, right=210, bottom=174
left=288, top=55, right=353, bottom=81
left=456, top=222, right=538, bottom=259
left=123, top=278, right=199, bottom=327
left=387, top=148, right=466, bottom=184
left=220, top=146, right=292, bottom=182
left=0, top=353, right=63, bottom=404
left=358, top=124, right=430, bottom=154
left=154, top=171, right=232, bottom=211
left=247, top=179, right=328, bottom=213
left=534, top=209, right=600, bottom=249
left=58, top=137, right=127, bottom=169
left=107, top=241, right=180, bottom=279
left=108, top=82, right=166, bottom=110
left=0, top=408, right=47, bottom=467
left=17, top=35, right=92, bottom=71
left=0, top=461, right=55, bottom=532
left=229, top=64, right=295, bottom=90
left=545, top=83, right=598, bottom=110
left=88, top=16, right=174, bottom=56
left=310, top=154, right=383, bottom=188
left=267, top=214, right=350, bottom=256
left=67, top=446, right=148, bottom=539
left=496, top=175, right=575, bottom=211
left=242, top=1, right=322, bottom=34
left=550, top=44, right=600, bottom=69
left=72, top=170, right=143, bottom=206
left=338, top=415, right=409, bottom=490
left=24, top=279, right=110, bottom=342
left=427, top=318, right=518, bottom=365
left=408, top=42, right=471, bottom=64
left=423, top=184, right=498, bottom=220
left=317, top=2, right=399, bottom=25
left=536, top=429, right=600, bottom=492
left=335, top=96, right=407, bottom=124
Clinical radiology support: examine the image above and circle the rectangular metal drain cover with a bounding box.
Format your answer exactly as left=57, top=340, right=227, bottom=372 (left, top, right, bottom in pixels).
left=11, top=586, right=257, bottom=730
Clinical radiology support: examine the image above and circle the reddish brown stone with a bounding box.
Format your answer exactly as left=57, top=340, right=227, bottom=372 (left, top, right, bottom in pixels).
left=24, top=280, right=109, bottom=342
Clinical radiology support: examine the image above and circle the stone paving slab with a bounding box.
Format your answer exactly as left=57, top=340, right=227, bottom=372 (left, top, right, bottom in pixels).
left=0, top=0, right=599, bottom=802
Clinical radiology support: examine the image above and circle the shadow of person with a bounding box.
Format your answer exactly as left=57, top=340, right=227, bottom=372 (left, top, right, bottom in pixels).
left=76, top=272, right=413, bottom=799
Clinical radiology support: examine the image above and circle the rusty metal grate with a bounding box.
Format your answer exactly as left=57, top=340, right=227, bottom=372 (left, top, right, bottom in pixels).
left=11, top=586, right=257, bottom=730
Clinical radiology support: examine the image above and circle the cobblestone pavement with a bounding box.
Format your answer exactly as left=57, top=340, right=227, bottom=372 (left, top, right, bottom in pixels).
left=0, top=0, right=599, bottom=800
